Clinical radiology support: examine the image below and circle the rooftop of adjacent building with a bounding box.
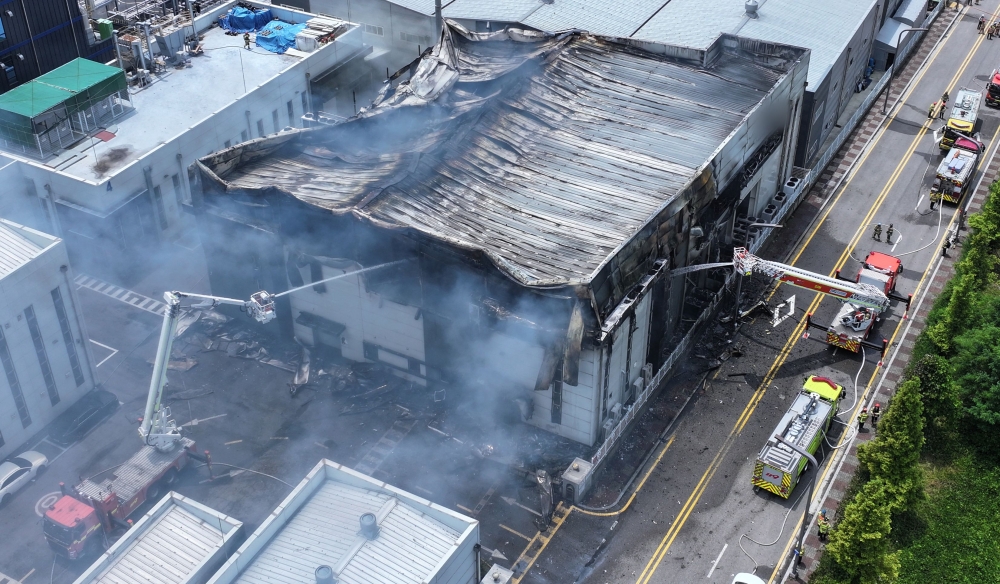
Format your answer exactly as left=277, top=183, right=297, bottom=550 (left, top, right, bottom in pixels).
left=206, top=459, right=478, bottom=584
left=0, top=0, right=352, bottom=183
left=72, top=492, right=243, bottom=584
left=0, top=217, right=60, bottom=279
left=440, top=0, right=885, bottom=87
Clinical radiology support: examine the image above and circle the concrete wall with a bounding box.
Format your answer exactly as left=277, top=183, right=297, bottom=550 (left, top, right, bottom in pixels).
left=290, top=260, right=427, bottom=383
left=0, top=224, right=96, bottom=459
left=310, top=0, right=436, bottom=73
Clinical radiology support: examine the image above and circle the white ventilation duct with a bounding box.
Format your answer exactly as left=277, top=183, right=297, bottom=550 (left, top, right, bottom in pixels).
left=745, top=0, right=759, bottom=18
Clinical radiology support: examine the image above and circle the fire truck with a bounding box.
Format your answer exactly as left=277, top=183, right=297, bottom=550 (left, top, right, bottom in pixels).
left=733, top=248, right=909, bottom=355
left=752, top=376, right=843, bottom=498
left=803, top=251, right=912, bottom=354
left=42, top=290, right=277, bottom=559
left=939, top=88, right=981, bottom=151
left=931, top=136, right=983, bottom=205
left=986, top=69, right=1000, bottom=108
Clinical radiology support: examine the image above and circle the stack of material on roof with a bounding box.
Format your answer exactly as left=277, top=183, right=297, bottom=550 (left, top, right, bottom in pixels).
left=219, top=7, right=273, bottom=33
left=255, top=20, right=306, bottom=53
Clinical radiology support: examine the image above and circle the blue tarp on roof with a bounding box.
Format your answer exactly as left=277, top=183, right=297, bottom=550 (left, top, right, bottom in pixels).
left=255, top=20, right=306, bottom=54
left=219, top=7, right=273, bottom=33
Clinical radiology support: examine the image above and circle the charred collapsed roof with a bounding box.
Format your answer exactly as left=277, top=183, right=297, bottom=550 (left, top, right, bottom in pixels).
left=198, top=22, right=807, bottom=334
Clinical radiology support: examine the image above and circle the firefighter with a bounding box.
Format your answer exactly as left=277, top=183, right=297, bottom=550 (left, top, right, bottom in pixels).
left=872, top=223, right=882, bottom=242
left=872, top=402, right=881, bottom=427
left=886, top=223, right=894, bottom=244
left=858, top=407, right=869, bottom=431
left=243, top=32, right=251, bottom=49
left=942, top=237, right=951, bottom=257
left=817, top=510, right=831, bottom=542
left=980, top=15, right=987, bottom=33
left=929, top=100, right=939, bottom=119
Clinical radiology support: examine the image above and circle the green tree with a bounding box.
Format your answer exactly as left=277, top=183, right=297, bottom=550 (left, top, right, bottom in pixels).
left=926, top=180, right=1000, bottom=353
left=951, top=324, right=1000, bottom=431
left=910, top=355, right=960, bottom=453
left=824, top=478, right=900, bottom=583
left=858, top=378, right=925, bottom=511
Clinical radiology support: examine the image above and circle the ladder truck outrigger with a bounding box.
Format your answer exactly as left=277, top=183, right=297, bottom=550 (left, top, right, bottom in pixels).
left=41, top=290, right=277, bottom=559
left=733, top=248, right=910, bottom=356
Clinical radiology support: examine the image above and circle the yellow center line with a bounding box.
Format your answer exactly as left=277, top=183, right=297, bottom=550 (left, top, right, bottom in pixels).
left=766, top=89, right=1000, bottom=584
left=510, top=503, right=570, bottom=583
left=638, top=5, right=991, bottom=583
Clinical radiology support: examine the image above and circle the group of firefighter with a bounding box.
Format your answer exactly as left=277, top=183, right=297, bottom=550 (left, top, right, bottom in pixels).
left=815, top=403, right=882, bottom=542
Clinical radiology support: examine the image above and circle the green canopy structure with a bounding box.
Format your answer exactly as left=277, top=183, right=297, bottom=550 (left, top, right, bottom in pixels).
left=0, top=58, right=128, bottom=157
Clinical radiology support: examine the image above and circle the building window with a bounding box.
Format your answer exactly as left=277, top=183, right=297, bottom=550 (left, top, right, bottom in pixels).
left=4, top=65, right=15, bottom=87
left=257, top=119, right=265, bottom=137
left=363, top=23, right=384, bottom=36
left=0, top=327, right=30, bottom=428
left=240, top=129, right=249, bottom=142
left=24, top=306, right=60, bottom=407
left=551, top=374, right=563, bottom=424
left=51, top=287, right=85, bottom=388
left=272, top=109, right=280, bottom=133
left=310, top=261, right=327, bottom=293
left=301, top=92, right=309, bottom=117
left=0, top=19, right=6, bottom=41
left=400, top=32, right=432, bottom=46
left=171, top=173, right=183, bottom=204
left=151, top=186, right=168, bottom=230
left=287, top=100, right=294, bottom=126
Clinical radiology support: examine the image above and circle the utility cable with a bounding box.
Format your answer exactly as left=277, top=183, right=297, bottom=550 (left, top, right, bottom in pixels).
left=897, top=191, right=945, bottom=257
left=738, top=482, right=809, bottom=574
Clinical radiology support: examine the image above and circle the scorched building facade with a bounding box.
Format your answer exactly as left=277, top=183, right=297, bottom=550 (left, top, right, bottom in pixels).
left=196, top=24, right=809, bottom=447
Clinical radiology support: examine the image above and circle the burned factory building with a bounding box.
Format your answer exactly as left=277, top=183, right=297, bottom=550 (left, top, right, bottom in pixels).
left=195, top=24, right=809, bottom=449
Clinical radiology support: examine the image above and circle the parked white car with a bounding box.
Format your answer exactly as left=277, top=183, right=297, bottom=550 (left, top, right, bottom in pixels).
left=732, top=574, right=767, bottom=584
left=0, top=451, right=48, bottom=506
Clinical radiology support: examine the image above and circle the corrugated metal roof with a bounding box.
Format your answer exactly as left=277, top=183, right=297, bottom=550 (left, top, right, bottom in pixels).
left=633, top=0, right=746, bottom=49
left=204, top=28, right=787, bottom=286
left=522, top=0, right=670, bottom=38
left=0, top=219, right=56, bottom=279
left=734, top=0, right=878, bottom=86
left=442, top=0, right=544, bottom=23
left=74, top=493, right=242, bottom=584
left=209, top=460, right=478, bottom=584
left=90, top=506, right=224, bottom=584
left=234, top=482, right=459, bottom=584
left=389, top=0, right=457, bottom=16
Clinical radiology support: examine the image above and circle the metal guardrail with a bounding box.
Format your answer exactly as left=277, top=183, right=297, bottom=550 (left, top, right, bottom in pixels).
left=590, top=268, right=735, bottom=466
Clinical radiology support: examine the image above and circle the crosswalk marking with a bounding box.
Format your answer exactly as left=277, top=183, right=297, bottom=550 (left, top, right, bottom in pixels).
left=74, top=274, right=166, bottom=316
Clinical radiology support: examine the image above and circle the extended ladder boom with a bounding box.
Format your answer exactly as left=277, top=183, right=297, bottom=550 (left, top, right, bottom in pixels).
left=733, top=247, right=890, bottom=312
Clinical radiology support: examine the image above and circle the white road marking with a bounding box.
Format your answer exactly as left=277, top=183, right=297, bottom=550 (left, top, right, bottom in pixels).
left=706, top=543, right=727, bottom=578
left=89, top=339, right=118, bottom=367
left=19, top=568, right=35, bottom=582
left=74, top=274, right=167, bottom=316
left=891, top=232, right=902, bottom=252
left=35, top=492, right=63, bottom=517
left=915, top=194, right=925, bottom=210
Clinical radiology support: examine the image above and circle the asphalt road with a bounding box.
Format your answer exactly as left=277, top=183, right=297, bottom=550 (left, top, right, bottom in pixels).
left=554, top=4, right=1000, bottom=584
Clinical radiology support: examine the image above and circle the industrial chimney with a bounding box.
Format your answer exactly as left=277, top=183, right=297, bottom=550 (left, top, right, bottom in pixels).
left=745, top=0, right=759, bottom=18
left=359, top=513, right=380, bottom=540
